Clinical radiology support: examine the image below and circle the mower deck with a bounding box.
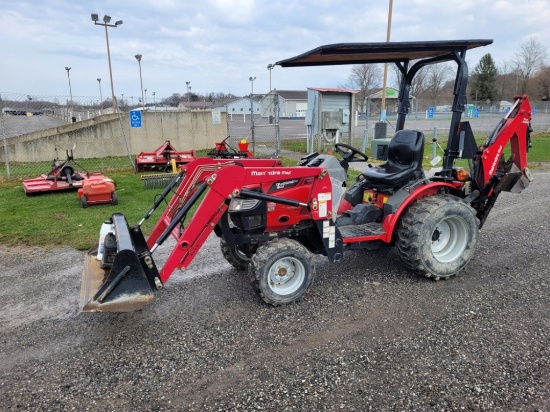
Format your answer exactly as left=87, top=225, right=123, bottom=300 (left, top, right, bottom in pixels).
left=23, top=172, right=108, bottom=194
left=135, top=140, right=196, bottom=171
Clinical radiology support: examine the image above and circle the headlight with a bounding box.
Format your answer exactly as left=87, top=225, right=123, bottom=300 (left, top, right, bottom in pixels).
left=229, top=197, right=261, bottom=212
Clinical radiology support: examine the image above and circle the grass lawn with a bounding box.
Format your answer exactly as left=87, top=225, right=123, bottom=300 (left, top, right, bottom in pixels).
left=0, top=133, right=548, bottom=249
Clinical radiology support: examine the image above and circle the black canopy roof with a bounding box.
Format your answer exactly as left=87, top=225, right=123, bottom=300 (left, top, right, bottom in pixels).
left=276, top=39, right=493, bottom=67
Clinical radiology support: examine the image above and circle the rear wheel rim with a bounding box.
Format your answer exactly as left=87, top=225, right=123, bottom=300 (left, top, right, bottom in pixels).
left=268, top=257, right=305, bottom=295
left=431, top=216, right=468, bottom=263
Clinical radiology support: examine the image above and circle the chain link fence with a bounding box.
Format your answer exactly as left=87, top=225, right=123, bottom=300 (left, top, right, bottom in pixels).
left=226, top=92, right=281, bottom=158
left=2, top=91, right=549, bottom=179
left=0, top=93, right=228, bottom=179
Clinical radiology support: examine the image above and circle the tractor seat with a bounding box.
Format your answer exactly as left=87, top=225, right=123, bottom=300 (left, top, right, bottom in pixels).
left=362, top=129, right=425, bottom=186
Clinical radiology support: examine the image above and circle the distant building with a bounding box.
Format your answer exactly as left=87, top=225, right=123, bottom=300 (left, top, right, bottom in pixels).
left=365, top=87, right=407, bottom=115
left=213, top=97, right=261, bottom=115
left=260, top=90, right=308, bottom=118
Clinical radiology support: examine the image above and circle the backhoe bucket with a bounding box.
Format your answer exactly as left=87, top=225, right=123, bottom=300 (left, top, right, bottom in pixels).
left=80, top=213, right=160, bottom=313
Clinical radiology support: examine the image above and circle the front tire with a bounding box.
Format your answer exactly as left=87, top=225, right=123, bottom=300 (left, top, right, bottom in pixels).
left=250, top=238, right=315, bottom=306
left=396, top=194, right=479, bottom=280
left=220, top=238, right=253, bottom=270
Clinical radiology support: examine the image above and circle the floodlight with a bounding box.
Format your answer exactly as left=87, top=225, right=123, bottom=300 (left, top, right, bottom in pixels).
left=91, top=14, right=99, bottom=22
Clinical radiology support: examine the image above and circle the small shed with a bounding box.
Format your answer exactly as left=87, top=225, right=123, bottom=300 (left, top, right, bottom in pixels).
left=499, top=100, right=513, bottom=112
left=366, top=87, right=402, bottom=115
left=306, top=87, right=358, bottom=152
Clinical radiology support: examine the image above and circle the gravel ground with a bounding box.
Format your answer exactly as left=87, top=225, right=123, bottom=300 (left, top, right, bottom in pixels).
left=0, top=171, right=549, bottom=411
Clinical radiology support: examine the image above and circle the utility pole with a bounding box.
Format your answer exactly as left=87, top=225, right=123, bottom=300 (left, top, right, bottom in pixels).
left=380, top=0, right=393, bottom=122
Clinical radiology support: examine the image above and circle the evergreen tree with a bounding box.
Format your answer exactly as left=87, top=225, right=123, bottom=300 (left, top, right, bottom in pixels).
left=470, top=54, right=498, bottom=104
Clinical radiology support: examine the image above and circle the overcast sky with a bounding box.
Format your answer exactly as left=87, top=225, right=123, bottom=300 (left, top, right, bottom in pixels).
left=1, top=0, right=549, bottom=102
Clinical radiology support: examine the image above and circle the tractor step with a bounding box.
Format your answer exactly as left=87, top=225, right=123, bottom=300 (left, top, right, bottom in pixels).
left=338, top=222, right=385, bottom=239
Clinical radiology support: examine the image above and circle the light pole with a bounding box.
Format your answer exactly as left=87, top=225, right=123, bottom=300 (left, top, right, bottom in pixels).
left=267, top=64, right=274, bottom=92
left=186, top=81, right=191, bottom=105
left=135, top=54, right=145, bottom=110
left=97, top=78, right=103, bottom=114
left=65, top=67, right=74, bottom=122
left=91, top=14, right=123, bottom=112
left=249, top=76, right=256, bottom=153
left=153, top=91, right=156, bottom=108
left=144, top=89, right=147, bottom=107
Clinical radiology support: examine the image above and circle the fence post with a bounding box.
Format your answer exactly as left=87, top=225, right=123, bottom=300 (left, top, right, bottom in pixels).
left=0, top=110, right=10, bottom=178
left=432, top=127, right=438, bottom=160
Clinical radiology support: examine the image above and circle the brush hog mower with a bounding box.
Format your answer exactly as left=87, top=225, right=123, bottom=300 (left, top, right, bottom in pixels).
left=135, top=140, right=196, bottom=172
left=23, top=149, right=110, bottom=195
left=80, top=39, right=534, bottom=313
left=136, top=140, right=197, bottom=189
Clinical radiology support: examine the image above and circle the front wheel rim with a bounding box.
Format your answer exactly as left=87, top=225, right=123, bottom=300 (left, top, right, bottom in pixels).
left=431, top=216, right=469, bottom=263
left=268, top=257, right=305, bottom=295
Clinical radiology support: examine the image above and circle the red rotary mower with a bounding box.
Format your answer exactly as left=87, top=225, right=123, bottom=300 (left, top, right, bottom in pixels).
left=134, top=140, right=196, bottom=172
left=80, top=39, right=534, bottom=313
left=23, top=150, right=111, bottom=196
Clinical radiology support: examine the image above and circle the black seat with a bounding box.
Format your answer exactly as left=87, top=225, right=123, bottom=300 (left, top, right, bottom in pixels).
left=362, top=129, right=425, bottom=186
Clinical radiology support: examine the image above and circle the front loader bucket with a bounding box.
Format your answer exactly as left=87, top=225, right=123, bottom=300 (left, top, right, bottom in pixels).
left=80, top=213, right=160, bottom=313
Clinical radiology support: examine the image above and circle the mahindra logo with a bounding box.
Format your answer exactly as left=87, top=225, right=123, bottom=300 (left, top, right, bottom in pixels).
left=275, top=179, right=299, bottom=190
left=489, top=144, right=503, bottom=176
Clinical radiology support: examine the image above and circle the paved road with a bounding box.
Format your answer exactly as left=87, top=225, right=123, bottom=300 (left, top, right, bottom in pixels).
left=1, top=172, right=549, bottom=411
left=1, top=114, right=68, bottom=139
left=228, top=111, right=550, bottom=142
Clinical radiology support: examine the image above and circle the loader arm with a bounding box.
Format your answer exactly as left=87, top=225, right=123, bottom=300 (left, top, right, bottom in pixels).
left=148, top=161, right=334, bottom=283
left=146, top=157, right=283, bottom=249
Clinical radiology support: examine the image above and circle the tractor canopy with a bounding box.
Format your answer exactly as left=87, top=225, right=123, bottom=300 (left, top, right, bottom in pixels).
left=276, top=39, right=493, bottom=67
left=278, top=39, right=494, bottom=178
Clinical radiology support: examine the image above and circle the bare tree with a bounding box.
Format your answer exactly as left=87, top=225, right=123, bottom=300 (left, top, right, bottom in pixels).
left=425, top=63, right=453, bottom=102
left=532, top=65, right=550, bottom=100
left=390, top=61, right=430, bottom=98
left=494, top=61, right=512, bottom=103
left=512, top=37, right=547, bottom=94
left=346, top=64, right=382, bottom=112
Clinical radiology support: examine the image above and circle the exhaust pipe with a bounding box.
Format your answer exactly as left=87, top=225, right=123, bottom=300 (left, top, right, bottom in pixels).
left=80, top=213, right=162, bottom=313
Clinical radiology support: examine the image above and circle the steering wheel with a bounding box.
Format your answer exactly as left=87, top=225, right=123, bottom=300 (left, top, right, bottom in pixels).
left=334, top=143, right=368, bottom=162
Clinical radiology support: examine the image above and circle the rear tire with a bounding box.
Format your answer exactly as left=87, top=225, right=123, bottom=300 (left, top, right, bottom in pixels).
left=220, top=238, right=252, bottom=270
left=396, top=194, right=479, bottom=280
left=111, top=192, right=118, bottom=205
left=250, top=238, right=315, bottom=306
left=81, top=195, right=89, bottom=208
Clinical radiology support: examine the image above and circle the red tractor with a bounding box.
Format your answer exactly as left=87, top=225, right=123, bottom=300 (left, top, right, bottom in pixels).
left=80, top=39, right=533, bottom=312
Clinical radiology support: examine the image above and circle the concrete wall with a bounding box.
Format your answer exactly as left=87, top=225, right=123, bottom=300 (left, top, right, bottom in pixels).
left=1, top=111, right=228, bottom=163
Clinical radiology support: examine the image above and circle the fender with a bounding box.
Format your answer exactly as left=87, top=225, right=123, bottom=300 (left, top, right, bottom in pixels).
left=381, top=181, right=457, bottom=241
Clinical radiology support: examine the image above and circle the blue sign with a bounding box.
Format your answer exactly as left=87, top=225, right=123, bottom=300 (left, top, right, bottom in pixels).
left=428, top=107, right=434, bottom=119
left=474, top=108, right=480, bottom=118
left=130, top=110, right=142, bottom=128
left=533, top=106, right=537, bottom=114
